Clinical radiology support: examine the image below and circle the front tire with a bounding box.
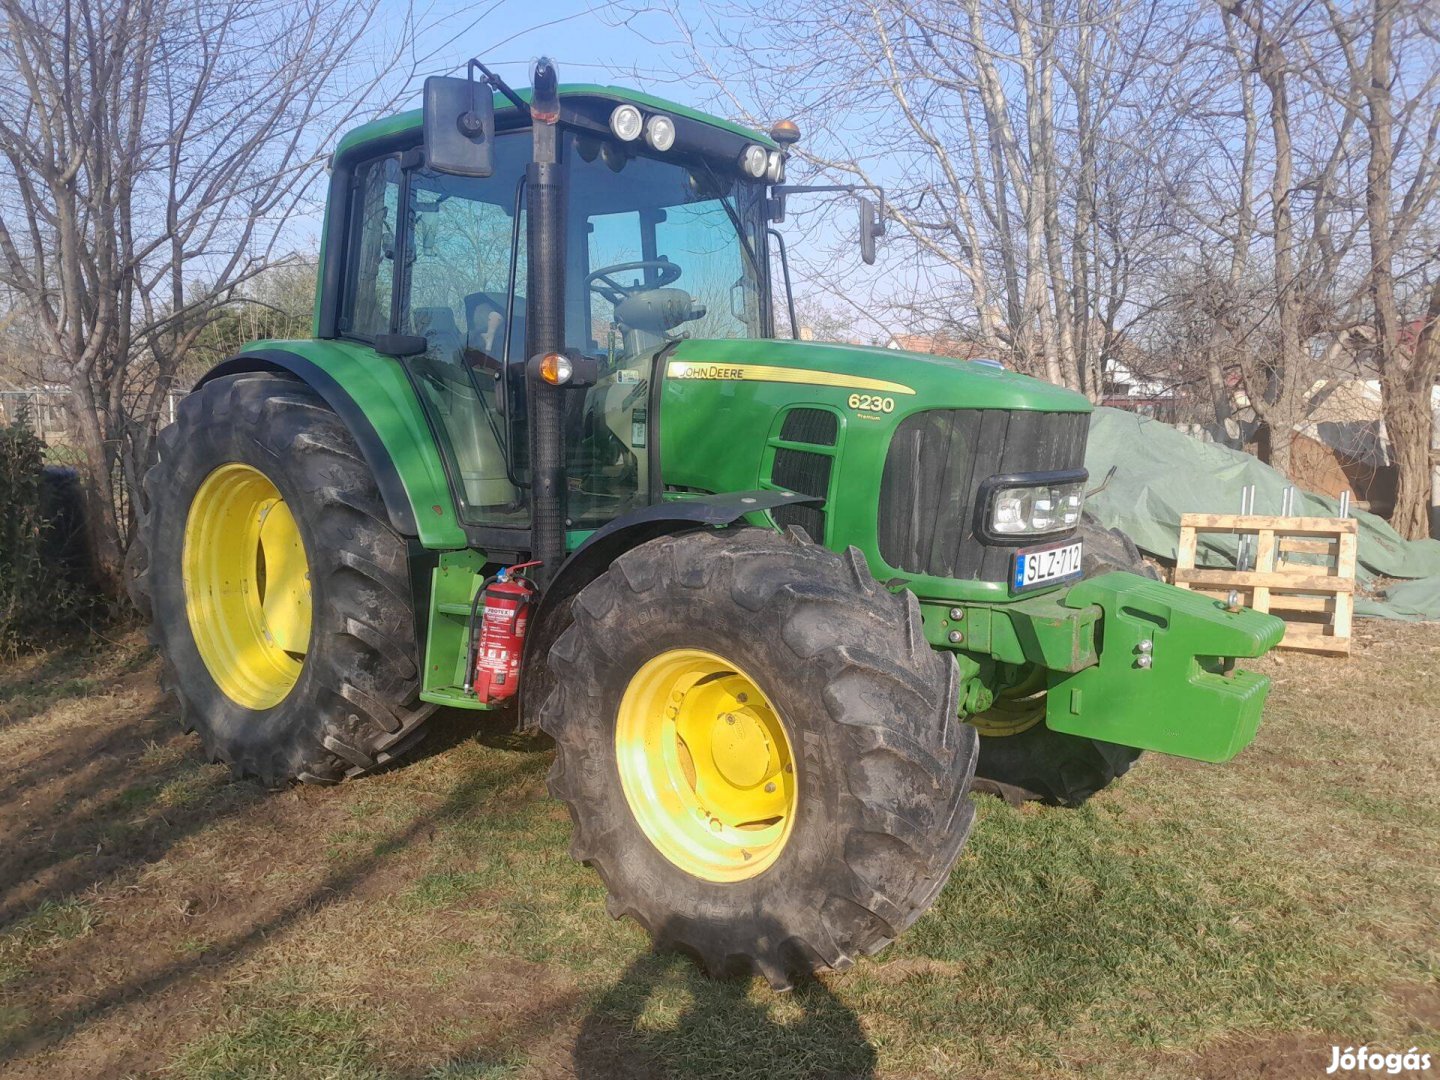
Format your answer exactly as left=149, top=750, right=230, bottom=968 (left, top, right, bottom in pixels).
left=538, top=527, right=977, bottom=988
left=128, top=372, right=435, bottom=785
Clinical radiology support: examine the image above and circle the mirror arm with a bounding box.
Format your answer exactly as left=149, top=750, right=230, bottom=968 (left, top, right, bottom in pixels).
left=772, top=183, right=887, bottom=225
left=767, top=227, right=799, bottom=340
left=468, top=58, right=527, bottom=113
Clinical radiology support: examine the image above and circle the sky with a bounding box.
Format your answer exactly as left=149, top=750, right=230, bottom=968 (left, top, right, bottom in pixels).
left=394, top=2, right=720, bottom=118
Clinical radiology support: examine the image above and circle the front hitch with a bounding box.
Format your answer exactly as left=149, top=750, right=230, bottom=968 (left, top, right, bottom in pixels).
left=1045, top=572, right=1286, bottom=762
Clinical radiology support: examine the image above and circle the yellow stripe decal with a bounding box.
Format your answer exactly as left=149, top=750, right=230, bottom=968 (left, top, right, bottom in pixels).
left=666, top=360, right=916, bottom=396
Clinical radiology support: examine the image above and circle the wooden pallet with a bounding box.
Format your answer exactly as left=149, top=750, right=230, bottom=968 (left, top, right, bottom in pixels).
left=1172, top=513, right=1359, bottom=655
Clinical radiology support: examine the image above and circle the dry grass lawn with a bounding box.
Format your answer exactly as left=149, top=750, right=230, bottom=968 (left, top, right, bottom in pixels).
left=0, top=620, right=1437, bottom=1078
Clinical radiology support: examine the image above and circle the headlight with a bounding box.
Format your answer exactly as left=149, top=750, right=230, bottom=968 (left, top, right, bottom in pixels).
left=644, top=114, right=676, bottom=151
left=766, top=149, right=784, bottom=183
left=987, top=476, right=1086, bottom=537
left=740, top=144, right=768, bottom=178
left=609, top=104, right=643, bottom=141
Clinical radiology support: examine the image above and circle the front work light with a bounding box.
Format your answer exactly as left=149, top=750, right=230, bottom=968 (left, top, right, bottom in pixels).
left=987, top=477, right=1086, bottom=537
left=740, top=144, right=768, bottom=178
left=766, top=150, right=784, bottom=183
left=644, top=114, right=676, bottom=151
left=610, top=104, right=643, bottom=141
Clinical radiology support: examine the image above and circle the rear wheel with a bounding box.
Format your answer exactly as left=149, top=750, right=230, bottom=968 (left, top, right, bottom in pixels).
left=969, top=516, right=1157, bottom=806
left=128, top=372, right=435, bottom=785
left=539, top=527, right=977, bottom=988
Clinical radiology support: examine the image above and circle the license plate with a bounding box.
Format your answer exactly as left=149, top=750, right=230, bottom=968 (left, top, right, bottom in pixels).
left=1011, top=540, right=1083, bottom=593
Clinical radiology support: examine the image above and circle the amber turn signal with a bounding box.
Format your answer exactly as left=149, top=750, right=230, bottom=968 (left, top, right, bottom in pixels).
left=538, top=352, right=573, bottom=385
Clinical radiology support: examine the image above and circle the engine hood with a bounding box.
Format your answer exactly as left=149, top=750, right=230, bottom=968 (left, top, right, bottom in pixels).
left=667, top=337, right=1090, bottom=413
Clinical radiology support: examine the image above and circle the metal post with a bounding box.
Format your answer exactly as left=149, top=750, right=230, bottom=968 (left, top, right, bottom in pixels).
left=1237, top=484, right=1256, bottom=570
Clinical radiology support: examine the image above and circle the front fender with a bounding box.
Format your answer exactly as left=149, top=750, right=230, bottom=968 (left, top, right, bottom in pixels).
left=197, top=341, right=465, bottom=548
left=517, top=490, right=821, bottom=730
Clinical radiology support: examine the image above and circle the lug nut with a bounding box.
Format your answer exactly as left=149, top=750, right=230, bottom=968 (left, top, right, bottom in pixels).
left=764, top=781, right=777, bottom=793
left=1137, top=640, right=1153, bottom=654
left=1136, top=655, right=1153, bottom=669
left=947, top=630, right=964, bottom=644
left=948, top=607, right=964, bottom=621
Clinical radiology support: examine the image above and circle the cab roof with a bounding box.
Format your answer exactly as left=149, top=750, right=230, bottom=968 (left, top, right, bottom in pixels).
left=335, top=83, right=777, bottom=158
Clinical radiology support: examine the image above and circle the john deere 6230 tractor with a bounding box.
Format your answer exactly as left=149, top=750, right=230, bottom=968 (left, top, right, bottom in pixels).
left=131, top=60, right=1284, bottom=986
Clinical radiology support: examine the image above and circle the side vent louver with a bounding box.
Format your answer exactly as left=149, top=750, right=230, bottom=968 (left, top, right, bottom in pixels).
left=779, top=407, right=838, bottom=447
left=768, top=408, right=838, bottom=543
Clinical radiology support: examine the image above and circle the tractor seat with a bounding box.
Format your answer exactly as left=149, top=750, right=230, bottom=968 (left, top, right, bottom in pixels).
left=411, top=307, right=466, bottom=365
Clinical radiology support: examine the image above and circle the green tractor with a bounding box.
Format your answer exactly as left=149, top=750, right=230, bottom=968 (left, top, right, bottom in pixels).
left=130, top=60, right=1284, bottom=987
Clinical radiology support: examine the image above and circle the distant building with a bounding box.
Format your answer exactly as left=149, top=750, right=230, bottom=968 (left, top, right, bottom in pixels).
left=1101, top=360, right=1180, bottom=421
left=885, top=332, right=996, bottom=362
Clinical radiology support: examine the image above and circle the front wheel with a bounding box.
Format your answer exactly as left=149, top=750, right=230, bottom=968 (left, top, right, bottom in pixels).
left=538, top=527, right=976, bottom=988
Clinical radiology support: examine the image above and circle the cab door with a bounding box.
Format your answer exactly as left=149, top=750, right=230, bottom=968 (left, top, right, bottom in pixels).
left=395, top=134, right=532, bottom=528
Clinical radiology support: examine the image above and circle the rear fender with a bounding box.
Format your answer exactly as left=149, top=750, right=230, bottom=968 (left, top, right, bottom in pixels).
left=196, top=342, right=465, bottom=548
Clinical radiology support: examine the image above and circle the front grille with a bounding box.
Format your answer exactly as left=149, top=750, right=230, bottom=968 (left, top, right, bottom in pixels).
left=878, top=409, right=1089, bottom=580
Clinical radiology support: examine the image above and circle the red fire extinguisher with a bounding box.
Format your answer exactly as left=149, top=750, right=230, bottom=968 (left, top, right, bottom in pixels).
left=465, top=561, right=541, bottom=704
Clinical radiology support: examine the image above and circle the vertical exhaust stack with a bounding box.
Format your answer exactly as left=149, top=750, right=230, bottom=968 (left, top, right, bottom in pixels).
left=525, top=58, right=565, bottom=587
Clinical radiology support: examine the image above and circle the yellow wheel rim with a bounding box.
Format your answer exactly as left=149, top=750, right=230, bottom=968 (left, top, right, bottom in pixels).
left=182, top=463, right=312, bottom=710
left=615, top=649, right=797, bottom=883
left=968, top=669, right=1046, bottom=737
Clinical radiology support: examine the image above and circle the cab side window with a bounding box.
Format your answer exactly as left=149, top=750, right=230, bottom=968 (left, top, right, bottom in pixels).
left=339, top=156, right=400, bottom=339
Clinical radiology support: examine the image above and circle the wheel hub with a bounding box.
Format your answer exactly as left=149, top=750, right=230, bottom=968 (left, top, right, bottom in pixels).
left=615, top=649, right=796, bottom=883
left=182, top=462, right=311, bottom=710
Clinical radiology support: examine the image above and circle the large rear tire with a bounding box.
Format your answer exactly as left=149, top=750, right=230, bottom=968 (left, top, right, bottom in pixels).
left=128, top=372, right=435, bottom=785
left=538, top=527, right=977, bottom=988
left=970, top=516, right=1158, bottom=806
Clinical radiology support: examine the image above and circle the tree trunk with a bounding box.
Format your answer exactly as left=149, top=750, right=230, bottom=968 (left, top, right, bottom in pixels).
left=1385, top=386, right=1435, bottom=540
left=1268, top=421, right=1294, bottom=478
left=67, top=386, right=124, bottom=596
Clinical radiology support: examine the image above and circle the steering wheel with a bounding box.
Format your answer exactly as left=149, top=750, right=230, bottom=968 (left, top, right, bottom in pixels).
left=586, top=259, right=682, bottom=305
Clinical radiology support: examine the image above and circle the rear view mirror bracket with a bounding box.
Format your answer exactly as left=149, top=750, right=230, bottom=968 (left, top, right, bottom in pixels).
left=769, top=183, right=887, bottom=264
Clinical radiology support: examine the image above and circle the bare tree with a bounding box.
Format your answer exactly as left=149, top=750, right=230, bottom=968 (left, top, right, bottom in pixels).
left=0, top=0, right=421, bottom=592
left=618, top=0, right=1194, bottom=398
left=1321, top=0, right=1440, bottom=539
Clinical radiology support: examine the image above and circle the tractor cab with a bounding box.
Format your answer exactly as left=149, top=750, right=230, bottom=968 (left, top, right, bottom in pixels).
left=328, top=78, right=781, bottom=537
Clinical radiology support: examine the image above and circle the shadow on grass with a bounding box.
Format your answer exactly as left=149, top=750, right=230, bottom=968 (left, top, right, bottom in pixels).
left=0, top=763, right=510, bottom=1067
left=0, top=641, right=280, bottom=927
left=572, top=951, right=877, bottom=1080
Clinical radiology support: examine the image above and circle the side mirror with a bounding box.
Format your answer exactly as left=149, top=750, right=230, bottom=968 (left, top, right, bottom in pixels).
left=423, top=75, right=494, bottom=178
left=859, top=195, right=885, bottom=265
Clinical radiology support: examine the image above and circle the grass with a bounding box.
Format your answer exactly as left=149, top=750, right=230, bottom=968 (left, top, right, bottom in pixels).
left=0, top=901, right=96, bottom=988
left=0, top=622, right=1436, bottom=1077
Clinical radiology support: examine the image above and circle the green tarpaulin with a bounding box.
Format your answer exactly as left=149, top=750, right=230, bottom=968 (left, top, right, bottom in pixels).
left=1083, top=407, right=1440, bottom=621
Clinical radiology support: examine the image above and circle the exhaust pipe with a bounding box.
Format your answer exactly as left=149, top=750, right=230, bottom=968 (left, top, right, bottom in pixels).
left=525, top=57, right=566, bottom=587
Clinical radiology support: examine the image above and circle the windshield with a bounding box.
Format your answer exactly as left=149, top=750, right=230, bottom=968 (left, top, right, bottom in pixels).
left=565, top=130, right=769, bottom=362
left=549, top=132, right=769, bottom=527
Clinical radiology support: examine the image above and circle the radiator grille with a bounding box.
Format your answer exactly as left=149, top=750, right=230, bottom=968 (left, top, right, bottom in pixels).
left=878, top=409, right=1089, bottom=580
